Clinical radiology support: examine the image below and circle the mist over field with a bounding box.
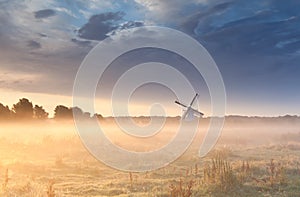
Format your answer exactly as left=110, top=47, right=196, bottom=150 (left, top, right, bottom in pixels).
left=1, top=116, right=299, bottom=145
left=0, top=116, right=300, bottom=196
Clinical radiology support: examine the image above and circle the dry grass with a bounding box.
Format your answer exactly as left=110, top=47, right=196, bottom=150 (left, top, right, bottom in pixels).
left=202, top=150, right=240, bottom=193
left=47, top=179, right=55, bottom=197
left=0, top=121, right=300, bottom=196
left=169, top=179, right=194, bottom=197
left=2, top=168, right=8, bottom=191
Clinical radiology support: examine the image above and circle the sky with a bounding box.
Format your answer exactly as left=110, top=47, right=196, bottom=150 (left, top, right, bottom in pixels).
left=0, top=0, right=299, bottom=117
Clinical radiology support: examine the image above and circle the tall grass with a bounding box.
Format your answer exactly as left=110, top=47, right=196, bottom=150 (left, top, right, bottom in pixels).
left=266, top=159, right=287, bottom=187
left=203, top=152, right=238, bottom=192
left=47, top=180, right=55, bottom=197
left=169, top=179, right=194, bottom=197
left=2, top=168, right=8, bottom=191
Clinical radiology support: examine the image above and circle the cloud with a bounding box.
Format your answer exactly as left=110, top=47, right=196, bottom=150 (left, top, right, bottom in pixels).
left=34, top=9, right=56, bottom=19
left=78, top=12, right=124, bottom=40
left=0, top=69, right=41, bottom=92
left=195, top=11, right=300, bottom=56
left=27, top=40, right=41, bottom=49
left=0, top=0, right=299, bottom=114
left=77, top=12, right=144, bottom=41
left=161, top=0, right=300, bottom=109
left=38, top=33, right=47, bottom=37
left=179, top=1, right=233, bottom=35
left=71, top=38, right=92, bottom=47
left=0, top=1, right=23, bottom=47
left=120, top=21, right=144, bottom=30
left=170, top=0, right=300, bottom=58
left=133, top=0, right=214, bottom=24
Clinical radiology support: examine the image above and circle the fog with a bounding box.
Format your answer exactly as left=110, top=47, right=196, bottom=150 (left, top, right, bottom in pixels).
left=0, top=116, right=299, bottom=150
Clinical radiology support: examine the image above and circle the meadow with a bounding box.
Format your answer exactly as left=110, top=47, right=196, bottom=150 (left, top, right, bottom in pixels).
left=0, top=117, right=300, bottom=196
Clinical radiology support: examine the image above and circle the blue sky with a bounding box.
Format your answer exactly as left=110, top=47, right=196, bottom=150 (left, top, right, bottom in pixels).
left=0, top=0, right=299, bottom=116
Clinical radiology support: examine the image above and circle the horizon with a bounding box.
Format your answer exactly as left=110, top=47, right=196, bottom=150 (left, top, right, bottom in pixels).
left=1, top=96, right=300, bottom=119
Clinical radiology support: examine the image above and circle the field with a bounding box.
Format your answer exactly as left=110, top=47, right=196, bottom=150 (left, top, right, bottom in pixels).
left=0, top=117, right=300, bottom=196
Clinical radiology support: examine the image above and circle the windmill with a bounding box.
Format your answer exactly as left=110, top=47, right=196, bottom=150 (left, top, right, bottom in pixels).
left=175, top=93, right=204, bottom=121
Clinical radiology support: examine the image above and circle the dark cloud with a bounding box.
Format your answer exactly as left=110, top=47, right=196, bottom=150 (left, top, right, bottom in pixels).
left=120, top=21, right=144, bottom=30
left=269, top=0, right=300, bottom=16
left=34, top=9, right=56, bottom=19
left=0, top=3, right=19, bottom=47
left=200, top=15, right=300, bottom=56
left=38, top=33, right=47, bottom=38
left=174, top=0, right=300, bottom=110
left=77, top=12, right=144, bottom=41
left=180, top=2, right=233, bottom=35
left=71, top=38, right=92, bottom=47
left=0, top=0, right=298, bottom=115
left=178, top=0, right=300, bottom=57
left=27, top=40, right=41, bottom=49
left=78, top=12, right=125, bottom=41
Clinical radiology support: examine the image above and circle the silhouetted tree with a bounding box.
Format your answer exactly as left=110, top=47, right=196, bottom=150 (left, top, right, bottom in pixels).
left=34, top=105, right=49, bottom=119
left=93, top=113, right=103, bottom=120
left=83, top=112, right=91, bottom=118
left=12, top=98, right=33, bottom=119
left=72, top=106, right=83, bottom=117
left=54, top=105, right=72, bottom=119
left=54, top=105, right=92, bottom=120
left=0, top=103, right=12, bottom=119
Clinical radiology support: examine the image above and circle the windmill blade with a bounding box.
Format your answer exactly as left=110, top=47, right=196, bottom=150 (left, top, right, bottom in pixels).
left=191, top=108, right=204, bottom=117
left=189, top=93, right=198, bottom=106
left=175, top=101, right=187, bottom=108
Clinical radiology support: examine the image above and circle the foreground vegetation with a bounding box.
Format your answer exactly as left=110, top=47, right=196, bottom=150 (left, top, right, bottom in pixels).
left=0, top=119, right=300, bottom=196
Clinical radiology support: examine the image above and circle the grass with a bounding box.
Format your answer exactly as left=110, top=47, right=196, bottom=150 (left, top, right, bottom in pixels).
left=202, top=151, right=239, bottom=192
left=47, top=179, right=55, bottom=197
left=0, top=122, right=300, bottom=196
left=0, top=142, right=299, bottom=196
left=169, top=179, right=194, bottom=197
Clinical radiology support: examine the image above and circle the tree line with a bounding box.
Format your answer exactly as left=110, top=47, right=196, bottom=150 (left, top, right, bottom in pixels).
left=0, top=98, right=102, bottom=120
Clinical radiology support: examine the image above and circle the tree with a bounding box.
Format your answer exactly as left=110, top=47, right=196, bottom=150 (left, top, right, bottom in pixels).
left=34, top=105, right=49, bottom=119
left=93, top=113, right=103, bottom=120
left=0, top=103, right=12, bottom=119
left=54, top=105, right=72, bottom=119
left=83, top=112, right=91, bottom=118
left=72, top=106, right=83, bottom=117
left=12, top=98, right=33, bottom=119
